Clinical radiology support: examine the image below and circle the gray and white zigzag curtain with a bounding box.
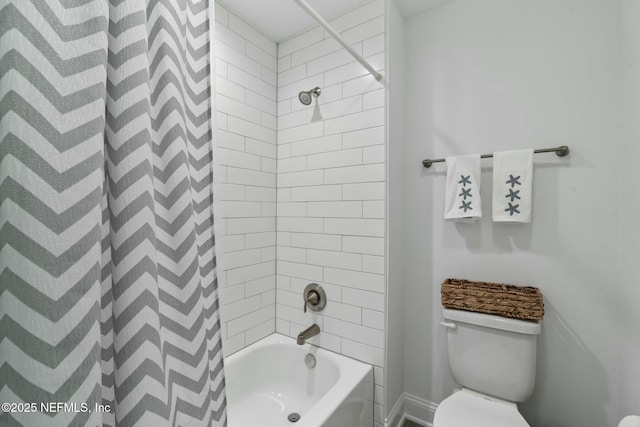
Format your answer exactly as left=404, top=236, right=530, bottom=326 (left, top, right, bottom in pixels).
left=0, top=0, right=227, bottom=425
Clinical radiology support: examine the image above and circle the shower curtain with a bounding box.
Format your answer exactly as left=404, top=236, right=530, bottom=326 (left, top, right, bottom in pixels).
left=0, top=0, right=227, bottom=426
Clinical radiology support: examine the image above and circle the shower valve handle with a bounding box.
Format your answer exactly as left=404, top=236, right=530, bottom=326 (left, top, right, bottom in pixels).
left=303, top=290, right=320, bottom=313
left=302, top=283, right=327, bottom=313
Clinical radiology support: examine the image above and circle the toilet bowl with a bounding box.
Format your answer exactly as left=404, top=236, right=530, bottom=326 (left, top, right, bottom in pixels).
left=433, top=308, right=541, bottom=427
left=620, top=416, right=640, bottom=427
left=434, top=389, right=529, bottom=427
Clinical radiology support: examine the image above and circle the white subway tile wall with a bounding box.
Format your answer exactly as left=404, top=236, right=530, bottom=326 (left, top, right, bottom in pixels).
left=214, top=3, right=277, bottom=356
left=275, top=1, right=386, bottom=425
left=214, top=1, right=387, bottom=424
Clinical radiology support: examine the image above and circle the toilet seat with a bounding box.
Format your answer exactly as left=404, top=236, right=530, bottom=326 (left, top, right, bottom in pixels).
left=433, top=389, right=530, bottom=427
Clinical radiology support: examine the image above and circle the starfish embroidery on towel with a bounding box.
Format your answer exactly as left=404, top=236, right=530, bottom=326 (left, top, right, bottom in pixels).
left=505, top=189, right=521, bottom=202
left=505, top=203, right=520, bottom=216
left=459, top=188, right=472, bottom=200
left=506, top=174, right=522, bottom=188
left=460, top=201, right=472, bottom=212
left=458, top=175, right=472, bottom=186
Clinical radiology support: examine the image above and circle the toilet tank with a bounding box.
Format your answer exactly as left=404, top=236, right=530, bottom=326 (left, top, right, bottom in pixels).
left=442, top=308, right=541, bottom=402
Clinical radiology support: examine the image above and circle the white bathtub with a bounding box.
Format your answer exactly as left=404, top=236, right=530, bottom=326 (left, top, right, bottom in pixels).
left=225, top=333, right=374, bottom=427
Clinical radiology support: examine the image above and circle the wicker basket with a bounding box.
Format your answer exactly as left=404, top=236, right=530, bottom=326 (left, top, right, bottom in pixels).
left=441, top=278, right=544, bottom=321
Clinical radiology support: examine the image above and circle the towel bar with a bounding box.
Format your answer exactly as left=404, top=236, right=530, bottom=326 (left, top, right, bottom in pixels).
left=422, top=146, right=570, bottom=168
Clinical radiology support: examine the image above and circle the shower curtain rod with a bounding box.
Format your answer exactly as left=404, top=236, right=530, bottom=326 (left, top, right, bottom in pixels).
left=292, top=0, right=384, bottom=81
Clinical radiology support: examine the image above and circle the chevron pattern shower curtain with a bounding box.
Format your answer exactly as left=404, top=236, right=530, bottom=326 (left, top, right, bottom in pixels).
left=0, top=0, right=227, bottom=426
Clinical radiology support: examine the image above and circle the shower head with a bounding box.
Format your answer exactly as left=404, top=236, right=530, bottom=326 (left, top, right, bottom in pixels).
left=298, top=87, right=321, bottom=105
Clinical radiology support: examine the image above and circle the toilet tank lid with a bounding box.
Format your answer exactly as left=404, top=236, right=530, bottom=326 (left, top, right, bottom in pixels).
left=443, top=308, right=541, bottom=335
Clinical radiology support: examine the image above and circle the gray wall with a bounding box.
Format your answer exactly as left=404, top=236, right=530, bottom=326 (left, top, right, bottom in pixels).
left=385, top=0, right=406, bottom=421
left=399, top=0, right=640, bottom=425
left=618, top=0, right=640, bottom=416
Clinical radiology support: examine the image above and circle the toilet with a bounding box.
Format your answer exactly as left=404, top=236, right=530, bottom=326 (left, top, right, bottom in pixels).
left=620, top=416, right=640, bottom=427
left=434, top=308, right=541, bottom=427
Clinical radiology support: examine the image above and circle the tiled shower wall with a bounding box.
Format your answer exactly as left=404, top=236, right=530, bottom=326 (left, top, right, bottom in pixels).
left=274, top=1, right=387, bottom=424
left=213, top=3, right=278, bottom=355
left=213, top=1, right=387, bottom=424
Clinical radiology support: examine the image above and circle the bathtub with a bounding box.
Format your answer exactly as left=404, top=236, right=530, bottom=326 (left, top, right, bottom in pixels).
left=225, top=333, right=374, bottom=427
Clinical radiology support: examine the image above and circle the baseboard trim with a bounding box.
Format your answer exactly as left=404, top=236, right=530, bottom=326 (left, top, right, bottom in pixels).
left=385, top=393, right=404, bottom=427
left=385, top=393, right=437, bottom=427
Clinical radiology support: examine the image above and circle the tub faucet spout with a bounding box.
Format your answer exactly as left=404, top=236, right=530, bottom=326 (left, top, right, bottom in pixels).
left=297, top=324, right=320, bottom=345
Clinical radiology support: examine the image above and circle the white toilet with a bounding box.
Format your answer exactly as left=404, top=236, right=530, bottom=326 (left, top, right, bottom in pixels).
left=434, top=308, right=541, bottom=427
left=620, top=416, right=640, bottom=427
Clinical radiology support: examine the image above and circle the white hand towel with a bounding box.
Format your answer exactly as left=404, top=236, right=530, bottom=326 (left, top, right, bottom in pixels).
left=492, top=149, right=534, bottom=223
left=444, top=154, right=482, bottom=222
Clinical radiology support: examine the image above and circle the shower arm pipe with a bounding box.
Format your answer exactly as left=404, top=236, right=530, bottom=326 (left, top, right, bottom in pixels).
left=292, top=0, right=384, bottom=82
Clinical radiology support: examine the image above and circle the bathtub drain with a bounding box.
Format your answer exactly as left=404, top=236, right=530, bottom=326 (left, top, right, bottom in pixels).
left=287, top=413, right=301, bottom=423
